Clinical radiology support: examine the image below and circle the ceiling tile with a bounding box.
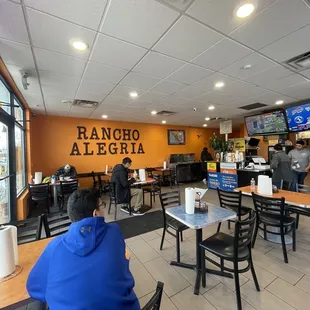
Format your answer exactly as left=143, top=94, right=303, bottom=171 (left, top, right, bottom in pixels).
left=159, top=95, right=189, bottom=106
left=138, top=91, right=168, bottom=103
left=133, top=51, right=184, bottom=78
left=120, top=72, right=161, bottom=91
left=0, top=39, right=35, bottom=67
left=100, top=95, right=132, bottom=107
left=101, top=0, right=179, bottom=48
left=26, top=8, right=96, bottom=58
left=220, top=53, right=276, bottom=80
left=90, top=34, right=147, bottom=70
left=277, top=81, right=310, bottom=100
left=168, top=64, right=213, bottom=85
left=249, top=90, right=294, bottom=106
left=193, top=72, right=237, bottom=90
left=158, top=0, right=193, bottom=11
left=39, top=70, right=80, bottom=97
left=265, top=74, right=308, bottom=92
left=149, top=80, right=186, bottom=95
left=127, top=99, right=154, bottom=109
left=76, top=79, right=115, bottom=102
left=24, top=0, right=108, bottom=30
left=153, top=16, right=223, bottom=61
left=196, top=91, right=242, bottom=105
left=69, top=106, right=93, bottom=118
left=231, top=0, right=310, bottom=50
left=83, top=62, right=128, bottom=85
left=46, top=110, right=68, bottom=117
left=187, top=0, right=277, bottom=35
left=23, top=92, right=44, bottom=107
left=174, top=86, right=208, bottom=99
left=0, top=1, right=29, bottom=44
left=260, top=25, right=310, bottom=63
left=192, top=38, right=252, bottom=71
left=110, top=85, right=145, bottom=99
left=34, top=48, right=86, bottom=77
left=44, top=95, right=72, bottom=112
left=301, top=69, right=310, bottom=80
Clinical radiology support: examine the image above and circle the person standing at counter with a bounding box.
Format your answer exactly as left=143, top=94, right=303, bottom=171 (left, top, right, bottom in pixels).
left=288, top=140, right=310, bottom=185
left=271, top=144, right=293, bottom=189
left=201, top=147, right=213, bottom=183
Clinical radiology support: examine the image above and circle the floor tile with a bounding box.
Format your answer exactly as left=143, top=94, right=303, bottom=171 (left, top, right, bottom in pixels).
left=155, top=228, right=175, bottom=241
left=252, top=249, right=303, bottom=284
left=288, top=246, right=310, bottom=263
left=252, top=237, right=276, bottom=254
left=243, top=264, right=277, bottom=289
left=127, top=238, right=160, bottom=263
left=204, top=283, right=255, bottom=310
left=241, top=280, right=295, bottom=310
left=148, top=237, right=178, bottom=262
left=178, top=239, right=196, bottom=260
left=130, top=259, right=157, bottom=298
left=171, top=286, right=217, bottom=310
left=125, top=235, right=143, bottom=244
left=144, top=257, right=191, bottom=297
left=140, top=230, right=161, bottom=242
left=267, top=277, right=310, bottom=310
left=139, top=291, right=178, bottom=310
left=296, top=275, right=310, bottom=294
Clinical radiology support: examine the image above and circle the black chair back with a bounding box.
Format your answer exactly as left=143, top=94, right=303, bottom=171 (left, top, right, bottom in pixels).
left=159, top=190, right=180, bottom=223
left=296, top=183, right=310, bottom=194
left=108, top=182, right=117, bottom=200
left=43, top=211, right=71, bottom=238
left=60, top=180, right=78, bottom=196
left=252, top=192, right=285, bottom=220
left=233, top=212, right=256, bottom=258
left=145, top=168, right=154, bottom=178
left=10, top=216, right=44, bottom=245
left=217, top=188, right=242, bottom=219
left=28, top=183, right=49, bottom=200
left=141, top=282, right=164, bottom=310
left=91, top=171, right=97, bottom=187
left=280, top=180, right=292, bottom=191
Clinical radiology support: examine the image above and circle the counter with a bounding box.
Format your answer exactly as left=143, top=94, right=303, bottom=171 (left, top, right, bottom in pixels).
left=237, top=168, right=272, bottom=188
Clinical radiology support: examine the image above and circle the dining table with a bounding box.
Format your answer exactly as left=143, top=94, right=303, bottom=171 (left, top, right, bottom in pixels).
left=166, top=204, right=236, bottom=295
left=235, top=185, right=310, bottom=244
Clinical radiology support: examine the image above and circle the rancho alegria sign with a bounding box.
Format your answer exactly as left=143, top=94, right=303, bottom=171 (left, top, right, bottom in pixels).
left=70, top=126, right=145, bottom=156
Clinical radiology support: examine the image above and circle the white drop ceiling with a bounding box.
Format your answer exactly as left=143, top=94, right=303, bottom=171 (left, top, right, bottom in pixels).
left=1, top=0, right=310, bottom=128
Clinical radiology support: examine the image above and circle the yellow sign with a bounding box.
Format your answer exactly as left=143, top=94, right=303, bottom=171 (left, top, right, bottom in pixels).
left=233, top=138, right=245, bottom=152
left=268, top=139, right=278, bottom=146
left=207, top=162, right=217, bottom=172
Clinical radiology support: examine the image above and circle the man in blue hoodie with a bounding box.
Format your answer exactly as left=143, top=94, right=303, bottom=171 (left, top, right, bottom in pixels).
left=26, top=189, right=140, bottom=310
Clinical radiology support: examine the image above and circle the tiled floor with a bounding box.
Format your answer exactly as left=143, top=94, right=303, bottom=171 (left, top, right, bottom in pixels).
left=125, top=186, right=310, bottom=310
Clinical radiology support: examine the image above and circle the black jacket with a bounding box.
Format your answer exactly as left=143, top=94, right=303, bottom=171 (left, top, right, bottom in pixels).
left=201, top=151, right=213, bottom=162
left=111, top=164, right=135, bottom=203
left=270, top=151, right=293, bottom=183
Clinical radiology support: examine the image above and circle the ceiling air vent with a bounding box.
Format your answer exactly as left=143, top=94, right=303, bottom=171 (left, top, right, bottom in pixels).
left=157, top=110, right=176, bottom=116
left=239, top=103, right=267, bottom=110
left=283, top=51, right=310, bottom=71
left=209, top=117, right=224, bottom=121
left=72, top=99, right=99, bottom=108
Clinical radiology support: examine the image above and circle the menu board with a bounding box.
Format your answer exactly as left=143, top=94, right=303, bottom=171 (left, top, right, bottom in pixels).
left=286, top=103, right=310, bottom=132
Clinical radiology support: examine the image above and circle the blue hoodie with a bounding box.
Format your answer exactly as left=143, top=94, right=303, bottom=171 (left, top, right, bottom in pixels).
left=26, top=217, right=140, bottom=310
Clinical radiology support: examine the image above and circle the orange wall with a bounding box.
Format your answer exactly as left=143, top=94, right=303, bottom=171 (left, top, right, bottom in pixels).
left=31, top=115, right=220, bottom=186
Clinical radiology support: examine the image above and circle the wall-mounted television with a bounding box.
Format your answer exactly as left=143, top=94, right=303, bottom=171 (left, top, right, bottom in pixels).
left=286, top=103, right=310, bottom=132
left=245, top=110, right=288, bottom=136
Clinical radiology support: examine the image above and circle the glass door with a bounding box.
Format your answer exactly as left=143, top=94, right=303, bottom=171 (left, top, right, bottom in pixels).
left=0, top=110, right=16, bottom=223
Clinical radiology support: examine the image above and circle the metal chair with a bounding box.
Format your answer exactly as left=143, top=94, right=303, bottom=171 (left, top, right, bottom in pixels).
left=9, top=215, right=44, bottom=244
left=200, top=212, right=259, bottom=310
left=58, top=180, right=78, bottom=210
left=291, top=183, right=310, bottom=229
left=108, top=182, right=132, bottom=219
left=143, top=174, right=162, bottom=208
left=280, top=180, right=293, bottom=191
left=43, top=211, right=71, bottom=237
left=91, top=171, right=99, bottom=189
left=28, top=183, right=51, bottom=216
left=216, top=188, right=252, bottom=232
left=159, top=190, right=189, bottom=262
left=141, top=282, right=164, bottom=310
left=252, top=193, right=296, bottom=263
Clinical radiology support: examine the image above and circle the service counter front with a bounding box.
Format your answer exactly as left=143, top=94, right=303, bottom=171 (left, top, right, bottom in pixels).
left=237, top=168, right=272, bottom=188
left=174, top=162, right=202, bottom=183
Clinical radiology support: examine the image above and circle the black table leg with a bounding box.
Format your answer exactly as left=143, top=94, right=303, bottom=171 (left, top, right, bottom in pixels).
left=194, top=228, right=203, bottom=295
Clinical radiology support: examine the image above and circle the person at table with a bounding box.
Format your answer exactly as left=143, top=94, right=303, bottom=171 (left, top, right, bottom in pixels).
left=111, top=157, right=145, bottom=216
left=26, top=189, right=139, bottom=310
left=270, top=144, right=293, bottom=189
left=55, top=163, right=77, bottom=179
left=288, top=140, right=310, bottom=185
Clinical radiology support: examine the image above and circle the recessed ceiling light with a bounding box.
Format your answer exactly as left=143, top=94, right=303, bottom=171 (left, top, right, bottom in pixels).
left=129, top=91, right=138, bottom=98
left=215, top=82, right=225, bottom=88
left=241, top=64, right=252, bottom=69
left=151, top=110, right=157, bottom=115
left=275, top=100, right=284, bottom=105
left=236, top=3, right=255, bottom=18
left=70, top=40, right=88, bottom=51
left=208, top=105, right=215, bottom=110
left=162, top=120, right=166, bottom=124
left=102, top=115, right=108, bottom=119
left=205, top=117, right=210, bottom=121
left=203, top=124, right=208, bottom=127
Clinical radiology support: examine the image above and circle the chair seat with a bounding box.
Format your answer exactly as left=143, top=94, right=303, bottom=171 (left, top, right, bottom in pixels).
left=288, top=206, right=310, bottom=216
left=227, top=205, right=252, bottom=216
left=259, top=214, right=295, bottom=227
left=166, top=215, right=188, bottom=231
left=200, top=232, right=249, bottom=260
left=143, top=186, right=160, bottom=192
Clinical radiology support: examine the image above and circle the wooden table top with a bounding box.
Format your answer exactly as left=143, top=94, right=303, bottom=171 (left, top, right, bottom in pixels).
left=236, top=186, right=310, bottom=208
left=0, top=238, right=52, bottom=309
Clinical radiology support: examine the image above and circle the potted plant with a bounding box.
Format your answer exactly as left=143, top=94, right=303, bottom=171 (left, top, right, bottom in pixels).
left=209, top=133, right=230, bottom=161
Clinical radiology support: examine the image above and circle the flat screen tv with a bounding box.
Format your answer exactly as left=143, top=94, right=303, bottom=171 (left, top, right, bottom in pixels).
left=286, top=103, right=310, bottom=132
left=245, top=110, right=288, bottom=136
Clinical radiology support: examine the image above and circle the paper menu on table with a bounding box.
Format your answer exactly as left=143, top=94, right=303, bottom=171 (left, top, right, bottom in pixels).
left=194, top=187, right=208, bottom=198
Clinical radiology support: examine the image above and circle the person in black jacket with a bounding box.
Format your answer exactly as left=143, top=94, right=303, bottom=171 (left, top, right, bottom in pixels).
left=111, top=157, right=144, bottom=216
left=201, top=147, right=213, bottom=183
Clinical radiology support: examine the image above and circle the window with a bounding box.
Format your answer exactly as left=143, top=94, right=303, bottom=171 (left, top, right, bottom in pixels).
left=15, top=125, right=25, bottom=194
left=0, top=79, right=11, bottom=115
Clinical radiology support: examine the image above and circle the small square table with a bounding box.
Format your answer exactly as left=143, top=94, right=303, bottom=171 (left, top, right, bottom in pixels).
left=166, top=204, right=236, bottom=295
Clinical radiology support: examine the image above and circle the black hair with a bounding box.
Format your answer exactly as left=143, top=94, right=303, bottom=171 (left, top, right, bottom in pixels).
left=296, top=140, right=305, bottom=146
left=67, top=188, right=102, bottom=222
left=122, top=157, right=132, bottom=165
left=203, top=147, right=208, bottom=151
left=274, top=144, right=282, bottom=151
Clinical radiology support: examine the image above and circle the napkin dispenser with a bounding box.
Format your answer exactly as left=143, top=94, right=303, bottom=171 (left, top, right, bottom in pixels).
left=257, top=175, right=272, bottom=196
left=139, top=169, right=146, bottom=182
